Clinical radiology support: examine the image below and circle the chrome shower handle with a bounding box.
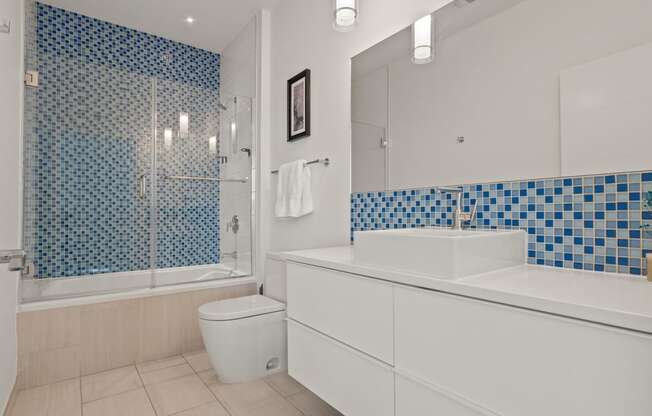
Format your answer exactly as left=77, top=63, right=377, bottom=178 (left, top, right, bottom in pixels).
left=138, top=174, right=148, bottom=199
left=0, top=249, right=25, bottom=272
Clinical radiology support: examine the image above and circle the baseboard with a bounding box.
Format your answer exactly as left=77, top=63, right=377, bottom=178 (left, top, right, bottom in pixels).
left=2, top=379, right=18, bottom=416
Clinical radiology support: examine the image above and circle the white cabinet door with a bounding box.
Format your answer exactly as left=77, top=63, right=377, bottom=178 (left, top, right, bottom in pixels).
left=396, top=374, right=490, bottom=416
left=288, top=320, right=394, bottom=416
left=287, top=262, right=394, bottom=364
left=395, top=286, right=652, bottom=416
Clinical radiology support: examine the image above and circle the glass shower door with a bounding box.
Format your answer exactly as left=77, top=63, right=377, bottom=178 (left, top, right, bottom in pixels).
left=21, top=58, right=157, bottom=301
left=152, top=79, right=253, bottom=287
left=218, top=95, right=253, bottom=277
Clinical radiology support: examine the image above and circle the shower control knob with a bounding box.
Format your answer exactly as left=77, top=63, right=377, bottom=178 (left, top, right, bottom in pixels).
left=229, top=215, right=240, bottom=234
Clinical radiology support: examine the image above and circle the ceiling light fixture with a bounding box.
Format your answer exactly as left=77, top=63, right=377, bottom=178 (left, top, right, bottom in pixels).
left=333, top=0, right=358, bottom=32
left=164, top=128, right=173, bottom=149
left=411, top=13, right=434, bottom=64
left=209, top=136, right=217, bottom=155
left=179, top=113, right=189, bottom=139
left=185, top=16, right=195, bottom=24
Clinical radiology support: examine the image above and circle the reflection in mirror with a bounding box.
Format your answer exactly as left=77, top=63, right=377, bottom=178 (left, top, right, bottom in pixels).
left=351, top=0, right=652, bottom=192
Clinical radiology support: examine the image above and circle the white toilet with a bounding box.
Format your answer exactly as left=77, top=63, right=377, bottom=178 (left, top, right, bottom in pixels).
left=199, top=294, right=287, bottom=383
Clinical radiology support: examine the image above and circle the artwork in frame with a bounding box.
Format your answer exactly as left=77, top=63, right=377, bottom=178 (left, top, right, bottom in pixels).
left=287, top=69, right=311, bottom=141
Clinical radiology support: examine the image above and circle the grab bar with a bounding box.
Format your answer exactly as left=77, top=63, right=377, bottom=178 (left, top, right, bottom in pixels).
left=166, top=175, right=249, bottom=183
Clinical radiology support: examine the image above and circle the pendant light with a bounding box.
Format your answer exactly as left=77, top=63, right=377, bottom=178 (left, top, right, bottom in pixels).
left=333, top=0, right=358, bottom=32
left=412, top=13, right=434, bottom=64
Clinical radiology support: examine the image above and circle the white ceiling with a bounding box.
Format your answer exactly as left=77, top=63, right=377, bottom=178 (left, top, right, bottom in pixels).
left=40, top=0, right=280, bottom=53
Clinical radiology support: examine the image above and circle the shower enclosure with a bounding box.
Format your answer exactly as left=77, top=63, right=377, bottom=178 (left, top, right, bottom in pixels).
left=20, top=2, right=255, bottom=302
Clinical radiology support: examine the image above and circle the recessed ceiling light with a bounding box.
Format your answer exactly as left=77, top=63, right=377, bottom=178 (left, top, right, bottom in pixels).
left=185, top=16, right=195, bottom=24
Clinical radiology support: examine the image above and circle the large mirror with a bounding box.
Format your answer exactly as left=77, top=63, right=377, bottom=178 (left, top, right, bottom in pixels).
left=351, top=0, right=652, bottom=192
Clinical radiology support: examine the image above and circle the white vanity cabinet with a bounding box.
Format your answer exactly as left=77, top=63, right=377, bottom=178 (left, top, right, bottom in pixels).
left=285, top=260, right=652, bottom=416
left=287, top=320, right=395, bottom=416
left=286, top=262, right=395, bottom=416
left=286, top=262, right=394, bottom=364
left=394, top=286, right=652, bottom=416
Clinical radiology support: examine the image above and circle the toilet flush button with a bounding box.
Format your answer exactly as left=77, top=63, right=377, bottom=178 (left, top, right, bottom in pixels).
left=266, top=357, right=280, bottom=371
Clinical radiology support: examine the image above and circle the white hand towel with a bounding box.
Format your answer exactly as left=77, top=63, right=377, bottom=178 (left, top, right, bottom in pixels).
left=275, top=160, right=314, bottom=218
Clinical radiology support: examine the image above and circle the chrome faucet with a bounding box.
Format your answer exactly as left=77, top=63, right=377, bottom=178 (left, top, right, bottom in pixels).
left=437, top=186, right=478, bottom=230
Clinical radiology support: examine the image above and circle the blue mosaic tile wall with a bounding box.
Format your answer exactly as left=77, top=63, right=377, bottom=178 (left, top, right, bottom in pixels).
left=23, top=2, right=221, bottom=278
left=351, top=171, right=652, bottom=276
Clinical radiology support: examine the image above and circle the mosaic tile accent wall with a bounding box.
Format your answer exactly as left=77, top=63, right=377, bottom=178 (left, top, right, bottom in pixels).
left=23, top=2, right=221, bottom=278
left=351, top=171, right=652, bottom=277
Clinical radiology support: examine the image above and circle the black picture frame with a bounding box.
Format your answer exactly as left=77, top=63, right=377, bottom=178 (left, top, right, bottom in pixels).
left=287, top=69, right=311, bottom=141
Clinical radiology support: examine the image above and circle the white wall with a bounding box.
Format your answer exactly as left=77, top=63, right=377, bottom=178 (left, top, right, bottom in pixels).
left=266, top=0, right=455, bottom=252
left=0, top=0, right=22, bottom=411
left=353, top=0, right=652, bottom=190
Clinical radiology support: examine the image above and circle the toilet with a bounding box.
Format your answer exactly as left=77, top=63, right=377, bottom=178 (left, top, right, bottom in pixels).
left=199, top=294, right=287, bottom=383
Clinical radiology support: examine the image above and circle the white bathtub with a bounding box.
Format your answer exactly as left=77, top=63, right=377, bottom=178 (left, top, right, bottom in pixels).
left=20, top=264, right=255, bottom=309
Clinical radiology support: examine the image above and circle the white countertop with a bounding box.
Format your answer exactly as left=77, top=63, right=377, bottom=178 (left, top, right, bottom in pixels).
left=281, top=246, right=652, bottom=334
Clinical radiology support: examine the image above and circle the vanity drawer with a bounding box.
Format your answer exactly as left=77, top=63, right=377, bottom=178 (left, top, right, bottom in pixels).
left=396, top=374, right=488, bottom=416
left=286, top=262, right=394, bottom=364
left=287, top=319, right=394, bottom=416
left=394, top=286, right=652, bottom=416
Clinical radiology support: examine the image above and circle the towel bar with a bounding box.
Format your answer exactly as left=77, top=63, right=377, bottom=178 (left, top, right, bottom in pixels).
left=166, top=175, right=249, bottom=183
left=271, top=158, right=330, bottom=174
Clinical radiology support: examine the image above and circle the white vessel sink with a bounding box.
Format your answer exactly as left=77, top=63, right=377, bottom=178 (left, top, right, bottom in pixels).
left=353, top=228, right=526, bottom=279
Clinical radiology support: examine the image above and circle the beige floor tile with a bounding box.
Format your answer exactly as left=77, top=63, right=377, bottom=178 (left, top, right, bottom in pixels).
left=171, top=401, right=230, bottom=416
left=183, top=351, right=213, bottom=372
left=265, top=372, right=305, bottom=397
left=7, top=385, right=48, bottom=416
left=82, top=388, right=156, bottom=416
left=287, top=390, right=343, bottom=416
left=81, top=366, right=142, bottom=403
left=210, top=379, right=301, bottom=416
left=137, top=356, right=186, bottom=374
left=210, top=379, right=279, bottom=409
left=236, top=397, right=304, bottom=416
left=197, top=369, right=219, bottom=386
left=145, top=374, right=215, bottom=416
left=9, top=379, right=81, bottom=416
left=140, top=363, right=195, bottom=386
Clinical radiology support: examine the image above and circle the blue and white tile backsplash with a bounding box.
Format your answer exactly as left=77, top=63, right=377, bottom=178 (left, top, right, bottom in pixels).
left=23, top=2, right=221, bottom=278
left=351, top=171, right=652, bottom=276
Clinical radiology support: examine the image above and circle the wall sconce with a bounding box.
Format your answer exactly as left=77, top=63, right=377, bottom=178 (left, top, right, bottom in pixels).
left=229, top=120, right=238, bottom=155
left=179, top=112, right=189, bottom=139
left=209, top=136, right=217, bottom=155
left=412, top=13, right=434, bottom=64
left=164, top=128, right=173, bottom=149
left=333, top=0, right=358, bottom=32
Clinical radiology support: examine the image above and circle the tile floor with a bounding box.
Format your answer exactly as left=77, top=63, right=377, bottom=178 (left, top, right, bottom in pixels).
left=7, top=350, right=343, bottom=416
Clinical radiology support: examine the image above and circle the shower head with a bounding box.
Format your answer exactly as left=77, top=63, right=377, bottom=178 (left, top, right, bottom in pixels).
left=218, top=102, right=228, bottom=111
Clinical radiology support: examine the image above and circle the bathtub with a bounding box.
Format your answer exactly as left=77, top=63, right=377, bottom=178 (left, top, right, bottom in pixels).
left=20, top=263, right=255, bottom=309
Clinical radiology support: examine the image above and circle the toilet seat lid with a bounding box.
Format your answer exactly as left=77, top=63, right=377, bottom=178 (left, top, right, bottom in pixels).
left=199, top=295, right=286, bottom=321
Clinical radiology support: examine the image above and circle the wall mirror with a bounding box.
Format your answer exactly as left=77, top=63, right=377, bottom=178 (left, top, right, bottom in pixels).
left=351, top=0, right=652, bottom=192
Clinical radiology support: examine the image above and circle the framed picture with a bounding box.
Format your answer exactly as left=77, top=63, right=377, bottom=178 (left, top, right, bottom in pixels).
left=287, top=69, right=311, bottom=141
